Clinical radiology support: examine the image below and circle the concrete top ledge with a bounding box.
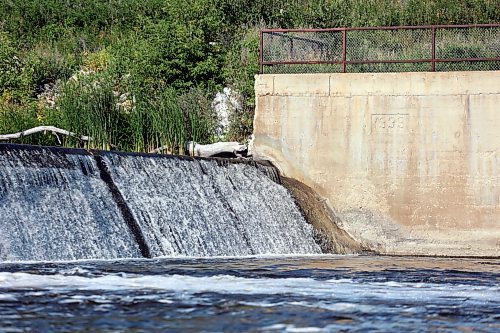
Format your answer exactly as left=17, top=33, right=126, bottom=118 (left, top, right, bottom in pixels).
left=255, top=71, right=500, bottom=97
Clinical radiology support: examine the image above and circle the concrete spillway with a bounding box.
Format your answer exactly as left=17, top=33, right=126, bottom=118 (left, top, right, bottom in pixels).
left=0, top=144, right=321, bottom=261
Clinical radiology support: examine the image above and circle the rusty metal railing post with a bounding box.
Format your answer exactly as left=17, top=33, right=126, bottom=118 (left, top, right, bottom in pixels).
left=259, top=30, right=263, bottom=74
left=431, top=26, right=436, bottom=72
left=342, top=29, right=347, bottom=73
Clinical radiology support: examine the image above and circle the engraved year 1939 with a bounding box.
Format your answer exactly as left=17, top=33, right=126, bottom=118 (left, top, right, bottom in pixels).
left=371, top=114, right=408, bottom=132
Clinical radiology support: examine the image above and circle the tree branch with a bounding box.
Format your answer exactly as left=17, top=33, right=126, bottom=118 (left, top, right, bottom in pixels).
left=149, top=141, right=247, bottom=158
left=185, top=141, right=247, bottom=158
left=0, top=126, right=92, bottom=142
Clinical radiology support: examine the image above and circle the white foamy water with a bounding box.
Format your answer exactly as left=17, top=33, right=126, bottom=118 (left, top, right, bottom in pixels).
left=0, top=148, right=142, bottom=261
left=1, top=257, right=499, bottom=332
left=0, top=145, right=321, bottom=261
left=103, top=153, right=321, bottom=257
left=0, top=272, right=497, bottom=303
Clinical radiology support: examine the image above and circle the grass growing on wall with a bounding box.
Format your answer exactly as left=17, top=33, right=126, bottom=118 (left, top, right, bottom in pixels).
left=0, top=0, right=498, bottom=152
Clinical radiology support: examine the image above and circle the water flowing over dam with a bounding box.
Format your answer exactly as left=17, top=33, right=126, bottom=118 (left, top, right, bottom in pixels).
left=0, top=144, right=321, bottom=261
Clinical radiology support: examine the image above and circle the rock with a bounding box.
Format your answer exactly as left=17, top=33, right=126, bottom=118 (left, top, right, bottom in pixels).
left=119, top=93, right=129, bottom=103
left=36, top=80, right=60, bottom=108
left=211, top=87, right=243, bottom=137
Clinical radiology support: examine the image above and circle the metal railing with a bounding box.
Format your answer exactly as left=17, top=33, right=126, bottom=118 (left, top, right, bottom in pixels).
left=259, top=24, right=500, bottom=74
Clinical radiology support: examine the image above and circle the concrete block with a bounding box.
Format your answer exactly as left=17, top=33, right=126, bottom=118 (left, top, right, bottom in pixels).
left=253, top=70, right=500, bottom=256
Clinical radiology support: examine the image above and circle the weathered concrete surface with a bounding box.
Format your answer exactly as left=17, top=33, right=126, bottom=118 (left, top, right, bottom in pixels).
left=253, top=71, right=500, bottom=257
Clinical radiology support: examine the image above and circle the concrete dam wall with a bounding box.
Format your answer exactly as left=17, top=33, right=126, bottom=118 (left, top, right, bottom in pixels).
left=253, top=71, right=499, bottom=256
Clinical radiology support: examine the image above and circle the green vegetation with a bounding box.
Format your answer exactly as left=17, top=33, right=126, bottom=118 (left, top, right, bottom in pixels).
left=0, top=0, right=498, bottom=152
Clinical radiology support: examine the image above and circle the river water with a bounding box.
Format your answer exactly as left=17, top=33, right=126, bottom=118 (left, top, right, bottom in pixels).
left=0, top=255, right=498, bottom=332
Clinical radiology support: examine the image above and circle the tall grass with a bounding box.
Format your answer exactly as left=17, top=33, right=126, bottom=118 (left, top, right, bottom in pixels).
left=178, top=87, right=217, bottom=145
left=57, top=75, right=118, bottom=149
left=0, top=104, right=38, bottom=145
left=135, top=87, right=186, bottom=153
left=42, top=75, right=215, bottom=153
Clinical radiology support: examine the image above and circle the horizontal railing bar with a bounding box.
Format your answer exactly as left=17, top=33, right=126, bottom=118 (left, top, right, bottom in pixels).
left=347, top=58, right=500, bottom=64
left=261, top=23, right=500, bottom=34
left=263, top=28, right=344, bottom=33
left=262, top=60, right=430, bottom=66
left=262, top=58, right=500, bottom=66
left=262, top=60, right=343, bottom=65
left=347, top=59, right=436, bottom=64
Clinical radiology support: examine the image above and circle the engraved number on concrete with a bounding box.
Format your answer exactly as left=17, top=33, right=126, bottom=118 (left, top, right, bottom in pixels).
left=371, top=114, right=408, bottom=132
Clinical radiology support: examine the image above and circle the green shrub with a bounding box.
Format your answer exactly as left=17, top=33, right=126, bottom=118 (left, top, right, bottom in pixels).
left=222, top=28, right=260, bottom=142
left=0, top=32, right=33, bottom=104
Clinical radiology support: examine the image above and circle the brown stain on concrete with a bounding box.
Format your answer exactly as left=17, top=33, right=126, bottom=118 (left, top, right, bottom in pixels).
left=281, top=177, right=367, bottom=254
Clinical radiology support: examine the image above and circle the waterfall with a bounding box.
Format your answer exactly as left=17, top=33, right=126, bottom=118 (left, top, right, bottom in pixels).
left=0, top=145, right=142, bottom=261
left=0, top=144, right=321, bottom=261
